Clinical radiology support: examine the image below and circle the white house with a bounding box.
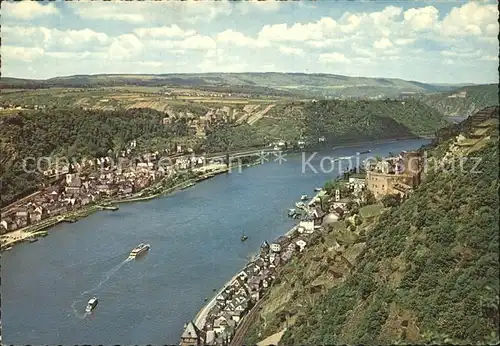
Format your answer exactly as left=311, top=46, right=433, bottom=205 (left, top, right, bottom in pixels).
left=296, top=239, right=307, bottom=252
left=213, top=316, right=228, bottom=334
left=298, top=220, right=314, bottom=234
left=238, top=270, right=248, bottom=281
left=270, top=243, right=281, bottom=253
left=269, top=252, right=277, bottom=263
left=231, top=309, right=244, bottom=323
left=332, top=201, right=349, bottom=210
left=349, top=177, right=366, bottom=191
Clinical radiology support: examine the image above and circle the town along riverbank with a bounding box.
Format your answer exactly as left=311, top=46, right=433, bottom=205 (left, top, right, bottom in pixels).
left=0, top=161, right=261, bottom=251
left=1, top=139, right=430, bottom=345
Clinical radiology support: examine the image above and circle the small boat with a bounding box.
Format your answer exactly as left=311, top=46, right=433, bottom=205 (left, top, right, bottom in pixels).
left=314, top=187, right=322, bottom=192
left=288, top=208, right=296, bottom=217
left=357, top=150, right=371, bottom=155
left=241, top=232, right=248, bottom=242
left=3, top=246, right=13, bottom=251
left=29, top=238, right=38, bottom=243
left=295, top=202, right=306, bottom=209
left=85, top=297, right=98, bottom=313
left=128, top=243, right=150, bottom=260
left=300, top=195, right=309, bottom=201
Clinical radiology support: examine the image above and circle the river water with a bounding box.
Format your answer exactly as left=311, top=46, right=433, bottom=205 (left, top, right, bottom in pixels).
left=1, top=139, right=429, bottom=345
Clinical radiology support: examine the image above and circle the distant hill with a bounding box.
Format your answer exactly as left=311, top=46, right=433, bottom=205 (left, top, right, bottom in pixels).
left=0, top=73, right=464, bottom=98
left=417, top=84, right=499, bottom=116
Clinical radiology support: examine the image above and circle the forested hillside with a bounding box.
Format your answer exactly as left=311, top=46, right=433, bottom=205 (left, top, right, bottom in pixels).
left=0, top=108, right=189, bottom=206
left=280, top=133, right=499, bottom=344
left=418, top=84, right=499, bottom=116
left=302, top=99, right=447, bottom=144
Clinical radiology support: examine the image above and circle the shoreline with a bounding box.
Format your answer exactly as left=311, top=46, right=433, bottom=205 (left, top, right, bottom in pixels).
left=0, top=135, right=427, bottom=251
left=0, top=163, right=261, bottom=251
left=190, top=188, right=323, bottom=331
left=308, top=134, right=434, bottom=152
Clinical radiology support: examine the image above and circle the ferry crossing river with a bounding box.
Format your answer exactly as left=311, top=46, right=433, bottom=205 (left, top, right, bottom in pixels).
left=1, top=139, right=429, bottom=344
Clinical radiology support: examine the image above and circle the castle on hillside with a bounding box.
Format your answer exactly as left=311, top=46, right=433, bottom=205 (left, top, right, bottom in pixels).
left=366, top=151, right=423, bottom=199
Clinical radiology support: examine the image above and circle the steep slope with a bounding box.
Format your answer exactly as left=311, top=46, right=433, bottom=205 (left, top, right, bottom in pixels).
left=280, top=120, right=499, bottom=345
left=302, top=99, right=447, bottom=143
left=242, top=109, right=499, bottom=346
left=418, top=84, right=498, bottom=116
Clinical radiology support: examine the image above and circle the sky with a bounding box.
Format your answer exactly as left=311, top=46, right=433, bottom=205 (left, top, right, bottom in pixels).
left=1, top=0, right=499, bottom=84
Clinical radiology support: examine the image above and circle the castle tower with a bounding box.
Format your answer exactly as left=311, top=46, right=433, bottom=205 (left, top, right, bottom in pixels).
left=402, top=152, right=422, bottom=186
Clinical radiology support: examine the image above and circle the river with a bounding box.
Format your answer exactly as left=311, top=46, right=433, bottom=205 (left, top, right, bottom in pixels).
left=1, top=138, right=429, bottom=345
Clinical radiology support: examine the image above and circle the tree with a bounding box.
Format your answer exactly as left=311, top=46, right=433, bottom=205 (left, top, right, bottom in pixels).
left=381, top=194, right=401, bottom=208
left=365, top=190, right=376, bottom=205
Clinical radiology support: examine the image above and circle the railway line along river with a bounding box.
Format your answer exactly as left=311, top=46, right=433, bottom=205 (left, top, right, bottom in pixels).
left=1, top=138, right=429, bottom=345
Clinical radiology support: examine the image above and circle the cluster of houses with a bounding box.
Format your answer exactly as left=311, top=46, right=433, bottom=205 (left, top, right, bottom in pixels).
left=180, top=181, right=369, bottom=346
left=0, top=147, right=218, bottom=236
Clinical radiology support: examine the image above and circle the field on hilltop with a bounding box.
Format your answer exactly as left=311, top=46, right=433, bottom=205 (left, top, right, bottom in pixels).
left=0, top=86, right=288, bottom=112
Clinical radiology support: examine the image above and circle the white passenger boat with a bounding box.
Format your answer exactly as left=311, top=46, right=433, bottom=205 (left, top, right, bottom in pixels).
left=85, top=297, right=98, bottom=313
left=128, top=243, right=150, bottom=260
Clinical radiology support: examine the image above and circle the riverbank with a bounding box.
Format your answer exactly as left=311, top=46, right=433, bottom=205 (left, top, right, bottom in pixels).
left=189, top=188, right=323, bottom=333
left=316, top=134, right=434, bottom=152
left=0, top=162, right=261, bottom=251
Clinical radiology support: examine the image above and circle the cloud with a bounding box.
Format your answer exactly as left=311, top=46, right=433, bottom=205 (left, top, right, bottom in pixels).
left=71, top=0, right=232, bottom=24
left=403, top=6, right=439, bottom=31
left=279, top=46, right=304, bottom=56
left=107, top=34, right=144, bottom=60
left=394, top=38, right=416, bottom=46
left=216, top=30, right=269, bottom=48
left=2, top=0, right=59, bottom=20
left=236, top=0, right=281, bottom=14
left=440, top=1, right=499, bottom=37
left=2, top=26, right=110, bottom=52
left=177, top=35, right=217, bottom=50
left=258, top=17, right=336, bottom=42
left=71, top=1, right=146, bottom=23
left=1, top=46, right=45, bottom=62
left=45, top=51, right=107, bottom=60
left=147, top=35, right=216, bottom=51
left=133, top=25, right=196, bottom=39
left=319, top=52, right=349, bottom=64
left=373, top=38, right=393, bottom=50
left=480, top=56, right=499, bottom=62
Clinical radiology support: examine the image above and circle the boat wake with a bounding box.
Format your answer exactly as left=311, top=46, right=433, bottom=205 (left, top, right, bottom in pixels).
left=70, top=258, right=131, bottom=319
